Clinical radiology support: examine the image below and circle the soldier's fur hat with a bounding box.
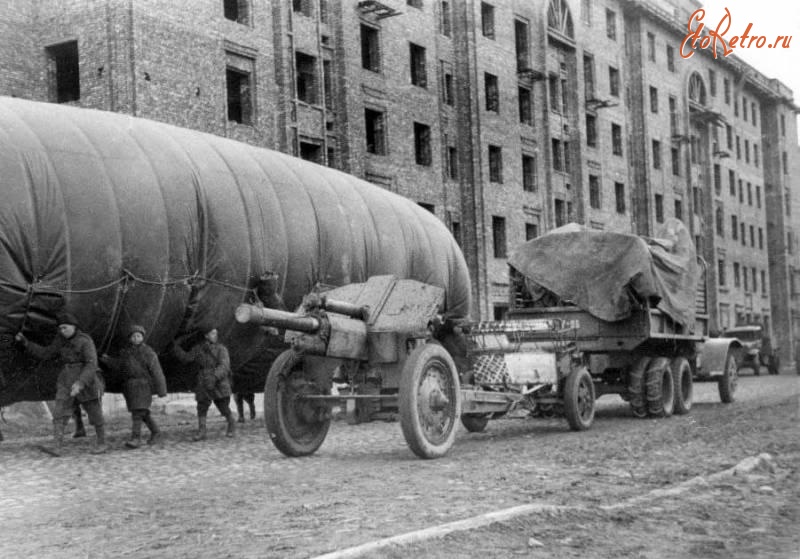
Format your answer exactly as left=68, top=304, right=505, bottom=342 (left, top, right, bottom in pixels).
left=56, top=312, right=79, bottom=327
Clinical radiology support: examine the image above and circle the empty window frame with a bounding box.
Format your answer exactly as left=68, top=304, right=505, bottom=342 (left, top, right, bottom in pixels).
left=447, top=146, right=458, bottom=179
left=47, top=41, right=80, bottom=103
left=293, top=0, right=312, bottom=17
left=492, top=216, right=506, bottom=257
left=649, top=86, right=658, bottom=113
left=655, top=193, right=664, bottom=223
left=485, top=72, right=499, bottom=112
left=555, top=199, right=566, bottom=227
left=583, top=53, right=595, bottom=99
left=488, top=145, right=503, bottom=183
left=671, top=147, right=680, bottom=176
left=515, top=18, right=530, bottom=70
left=518, top=86, right=532, bottom=124
left=224, top=0, right=250, bottom=25
left=361, top=25, right=380, bottom=72
left=608, top=66, right=619, bottom=97
left=522, top=154, right=536, bottom=192
left=299, top=141, right=322, bottom=163
left=611, top=123, right=623, bottom=156
left=586, top=113, right=597, bottom=147
left=322, top=60, right=333, bottom=109
left=410, top=43, right=427, bottom=87
left=414, top=122, right=432, bottom=165
left=615, top=182, right=625, bottom=213
left=606, top=8, right=616, bottom=40
left=551, top=138, right=564, bottom=171
left=296, top=52, right=318, bottom=104
left=226, top=51, right=255, bottom=124
left=589, top=174, right=601, bottom=208
left=441, top=1, right=452, bottom=36
left=652, top=139, right=661, bottom=169
left=482, top=3, right=495, bottom=39
left=441, top=62, right=454, bottom=105
left=365, top=108, right=386, bottom=155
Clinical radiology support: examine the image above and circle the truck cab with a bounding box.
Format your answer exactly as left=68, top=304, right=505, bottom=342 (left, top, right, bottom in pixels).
left=723, top=325, right=779, bottom=375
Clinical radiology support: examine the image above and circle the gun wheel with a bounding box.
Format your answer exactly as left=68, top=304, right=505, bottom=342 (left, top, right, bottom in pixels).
left=399, top=342, right=461, bottom=459
left=264, top=349, right=331, bottom=457
left=718, top=351, right=738, bottom=403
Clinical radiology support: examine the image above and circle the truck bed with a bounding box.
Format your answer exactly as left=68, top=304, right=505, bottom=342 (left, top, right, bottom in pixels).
left=506, top=305, right=703, bottom=353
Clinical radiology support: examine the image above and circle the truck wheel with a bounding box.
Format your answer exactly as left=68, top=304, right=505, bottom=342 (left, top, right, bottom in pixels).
left=670, top=357, right=693, bottom=415
left=564, top=367, right=595, bottom=431
left=628, top=357, right=650, bottom=418
left=718, top=351, right=738, bottom=403
left=461, top=414, right=490, bottom=433
left=264, top=349, right=331, bottom=457
left=399, top=342, right=461, bottom=459
left=768, top=355, right=780, bottom=375
left=645, top=357, right=674, bottom=418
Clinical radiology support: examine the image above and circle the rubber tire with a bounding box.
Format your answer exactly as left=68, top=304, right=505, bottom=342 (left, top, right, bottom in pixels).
left=718, top=351, right=738, bottom=403
left=645, top=357, right=675, bottom=418
left=768, top=355, right=780, bottom=376
left=628, top=357, right=651, bottom=418
left=670, top=357, right=693, bottom=415
left=399, top=343, right=461, bottom=459
left=264, top=349, right=331, bottom=457
left=461, top=414, right=490, bottom=433
left=563, top=367, right=595, bottom=431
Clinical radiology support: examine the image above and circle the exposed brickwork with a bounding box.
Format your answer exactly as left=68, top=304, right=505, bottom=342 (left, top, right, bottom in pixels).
left=0, top=0, right=798, bottom=357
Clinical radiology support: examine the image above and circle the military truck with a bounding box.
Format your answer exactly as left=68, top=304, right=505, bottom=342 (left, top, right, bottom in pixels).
left=506, top=219, right=743, bottom=417
left=723, top=325, right=780, bottom=376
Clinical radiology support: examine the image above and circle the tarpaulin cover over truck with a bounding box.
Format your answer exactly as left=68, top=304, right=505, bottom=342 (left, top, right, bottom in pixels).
left=508, top=218, right=699, bottom=329
left=0, top=97, right=471, bottom=405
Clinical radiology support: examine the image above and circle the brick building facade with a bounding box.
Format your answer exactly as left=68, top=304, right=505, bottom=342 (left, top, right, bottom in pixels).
left=1, top=0, right=799, bottom=362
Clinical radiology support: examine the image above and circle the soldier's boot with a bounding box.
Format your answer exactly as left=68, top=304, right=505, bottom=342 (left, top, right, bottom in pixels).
left=90, top=425, right=109, bottom=454
left=225, top=412, right=236, bottom=438
left=73, top=409, right=87, bottom=438
left=247, top=395, right=256, bottom=420
left=192, top=416, right=207, bottom=442
left=236, top=397, right=245, bottom=423
left=143, top=413, right=162, bottom=445
left=39, top=420, right=67, bottom=457
left=125, top=416, right=143, bottom=449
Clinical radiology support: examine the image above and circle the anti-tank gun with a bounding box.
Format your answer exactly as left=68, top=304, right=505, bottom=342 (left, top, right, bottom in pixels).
left=236, top=275, right=595, bottom=460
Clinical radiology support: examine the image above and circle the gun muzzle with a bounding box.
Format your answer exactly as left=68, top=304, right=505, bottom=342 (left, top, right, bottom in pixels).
left=235, top=304, right=321, bottom=333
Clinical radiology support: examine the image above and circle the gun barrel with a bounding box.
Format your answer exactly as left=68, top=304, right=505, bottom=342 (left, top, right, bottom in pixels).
left=322, top=297, right=367, bottom=320
left=235, top=304, right=320, bottom=333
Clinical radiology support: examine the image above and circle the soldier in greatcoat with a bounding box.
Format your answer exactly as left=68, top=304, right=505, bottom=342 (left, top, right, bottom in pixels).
left=172, top=326, right=236, bottom=440
left=15, top=312, right=107, bottom=456
left=235, top=272, right=288, bottom=423
left=102, top=325, right=167, bottom=448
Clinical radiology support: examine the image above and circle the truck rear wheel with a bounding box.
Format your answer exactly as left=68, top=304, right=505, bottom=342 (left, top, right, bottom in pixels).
left=670, top=357, right=693, bottom=415
left=399, top=342, right=461, bottom=459
left=645, top=357, right=674, bottom=417
left=264, top=349, right=331, bottom=457
left=564, top=367, right=595, bottom=431
left=628, top=357, right=650, bottom=418
left=718, top=351, right=738, bottom=403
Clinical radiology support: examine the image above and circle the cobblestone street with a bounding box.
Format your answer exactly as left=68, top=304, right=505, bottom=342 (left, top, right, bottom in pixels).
left=1, top=375, right=798, bottom=558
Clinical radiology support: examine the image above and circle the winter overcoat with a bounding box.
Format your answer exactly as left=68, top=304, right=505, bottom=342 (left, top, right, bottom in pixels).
left=173, top=341, right=232, bottom=402
left=25, top=330, right=104, bottom=402
left=107, top=343, right=167, bottom=411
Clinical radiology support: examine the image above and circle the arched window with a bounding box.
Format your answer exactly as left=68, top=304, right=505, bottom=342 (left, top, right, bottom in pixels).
left=688, top=72, right=707, bottom=106
left=548, top=0, right=574, bottom=39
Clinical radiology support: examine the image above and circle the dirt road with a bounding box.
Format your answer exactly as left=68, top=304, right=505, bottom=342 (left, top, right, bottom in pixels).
left=0, top=374, right=798, bottom=558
